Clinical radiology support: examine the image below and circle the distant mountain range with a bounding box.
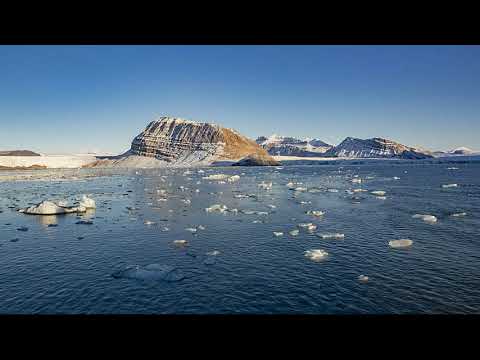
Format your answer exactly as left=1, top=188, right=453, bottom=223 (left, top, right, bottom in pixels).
left=0, top=150, right=40, bottom=156
left=256, top=134, right=332, bottom=157
left=256, top=134, right=436, bottom=159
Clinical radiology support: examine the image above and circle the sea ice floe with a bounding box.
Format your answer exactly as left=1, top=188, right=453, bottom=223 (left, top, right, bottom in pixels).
left=393, top=176, right=401, bottom=180
left=447, top=167, right=459, bottom=170
left=173, top=239, right=188, bottom=246
left=273, top=232, right=284, bottom=237
left=306, top=210, right=325, bottom=217
left=412, top=214, right=437, bottom=223
left=371, top=191, right=386, bottom=196
left=112, top=264, right=185, bottom=282
left=258, top=181, right=273, bottom=190
left=206, top=250, right=220, bottom=256
left=294, top=187, right=307, bottom=192
left=202, top=174, right=230, bottom=181
left=358, top=275, right=369, bottom=282
left=304, top=249, right=329, bottom=261
left=351, top=178, right=362, bottom=184
left=19, top=200, right=86, bottom=215
left=185, top=228, right=197, bottom=233
left=205, top=204, right=228, bottom=213
left=317, top=233, right=344, bottom=239
left=289, top=229, right=299, bottom=236
left=388, top=239, right=413, bottom=248
left=442, top=184, right=458, bottom=188
left=450, top=212, right=467, bottom=217
left=144, top=220, right=155, bottom=225
left=327, top=189, right=339, bottom=193
left=227, top=175, right=240, bottom=183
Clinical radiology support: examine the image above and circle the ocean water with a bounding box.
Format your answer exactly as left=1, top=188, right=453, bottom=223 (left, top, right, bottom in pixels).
left=0, top=162, right=479, bottom=314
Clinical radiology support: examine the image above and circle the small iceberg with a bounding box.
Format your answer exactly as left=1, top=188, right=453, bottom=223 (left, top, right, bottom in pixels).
left=451, top=212, right=467, bottom=217
left=173, top=239, right=188, bottom=246
left=273, top=231, right=284, bottom=237
left=185, top=227, right=197, bottom=233
left=351, top=178, right=362, bottom=184
left=304, top=249, right=329, bottom=261
left=144, top=220, right=155, bottom=225
left=306, top=210, right=324, bottom=217
left=389, top=239, right=413, bottom=248
left=371, top=191, right=386, bottom=196
left=412, top=214, right=437, bottom=223
left=289, top=229, right=299, bottom=236
left=79, top=195, right=96, bottom=209
left=205, top=204, right=228, bottom=213
left=227, top=175, right=240, bottom=183
left=202, top=174, right=230, bottom=181
left=358, top=275, right=369, bottom=282
left=317, top=233, right=344, bottom=239
left=442, top=184, right=458, bottom=188
left=19, top=200, right=86, bottom=215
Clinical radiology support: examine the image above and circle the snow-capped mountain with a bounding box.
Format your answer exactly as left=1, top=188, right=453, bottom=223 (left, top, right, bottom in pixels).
left=256, top=134, right=332, bottom=157
left=324, top=137, right=434, bottom=159
left=448, top=147, right=475, bottom=155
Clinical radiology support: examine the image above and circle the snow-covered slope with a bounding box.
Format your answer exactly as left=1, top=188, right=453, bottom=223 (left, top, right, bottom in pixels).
left=256, top=134, right=332, bottom=157
left=88, top=117, right=275, bottom=168
left=324, top=137, right=433, bottom=159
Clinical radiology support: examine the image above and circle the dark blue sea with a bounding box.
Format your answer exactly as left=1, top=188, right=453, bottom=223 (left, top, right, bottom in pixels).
left=0, top=162, right=479, bottom=314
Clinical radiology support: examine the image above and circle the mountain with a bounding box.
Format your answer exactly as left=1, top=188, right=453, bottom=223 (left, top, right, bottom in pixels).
left=324, top=137, right=434, bottom=159
left=256, top=134, right=332, bottom=157
left=0, top=150, right=40, bottom=156
left=88, top=117, right=276, bottom=168
left=448, top=147, right=475, bottom=155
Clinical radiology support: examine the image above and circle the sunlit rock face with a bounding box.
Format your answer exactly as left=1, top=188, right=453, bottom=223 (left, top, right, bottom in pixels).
left=325, top=137, right=434, bottom=159
left=126, top=116, right=273, bottom=166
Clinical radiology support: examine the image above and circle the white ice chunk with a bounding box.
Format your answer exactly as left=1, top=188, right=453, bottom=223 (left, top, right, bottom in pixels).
left=79, top=195, right=96, bottom=209
left=451, top=212, right=467, bottom=217
left=388, top=239, right=413, bottom=248
left=289, top=229, right=299, bottom=236
left=19, top=200, right=86, bottom=215
left=412, top=214, right=437, bottom=223
left=304, top=249, right=329, bottom=261
left=306, top=210, right=325, bottom=217
left=273, top=231, right=284, bottom=237
left=442, top=184, right=458, bottom=188
left=371, top=191, right=386, bottom=196
left=358, top=275, right=369, bottom=282
left=317, top=233, right=344, bottom=239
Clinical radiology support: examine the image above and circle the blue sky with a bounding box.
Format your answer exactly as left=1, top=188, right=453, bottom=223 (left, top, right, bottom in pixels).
left=0, top=45, right=479, bottom=154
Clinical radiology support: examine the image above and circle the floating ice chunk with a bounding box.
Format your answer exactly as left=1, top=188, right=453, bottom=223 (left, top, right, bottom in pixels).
left=294, top=187, right=307, bottom=192
left=19, top=201, right=86, bottom=215
left=267, top=204, right=276, bottom=209
left=412, top=214, right=437, bottom=223
left=388, top=239, right=413, bottom=248
left=307, top=188, right=322, bottom=193
left=451, top=212, right=467, bottom=217
left=327, top=189, right=339, bottom=193
left=371, top=191, right=386, bottom=196
left=241, top=210, right=256, bottom=215
left=306, top=210, right=325, bottom=217
left=358, top=275, right=369, bottom=282
left=185, top=228, right=197, bottom=233
left=205, top=204, right=228, bottom=213
left=227, top=175, right=240, bottom=183
left=273, top=231, right=284, bottom=237
left=289, top=229, right=299, bottom=236
left=351, top=178, right=362, bottom=184
left=197, top=169, right=205, bottom=174
left=304, top=249, right=328, bottom=261
left=393, top=176, right=401, bottom=180
left=206, top=250, right=220, bottom=256
left=57, top=200, right=69, bottom=207
left=162, top=227, right=170, bottom=231
left=317, top=232, right=344, bottom=239
left=298, top=223, right=314, bottom=228
left=447, top=167, right=458, bottom=170
left=258, top=181, right=273, bottom=190
left=195, top=189, right=200, bottom=193
left=256, top=211, right=268, bottom=216
left=79, top=195, right=96, bottom=209
left=173, top=239, right=188, bottom=246
left=307, top=224, right=317, bottom=232
left=203, top=174, right=230, bottom=181
left=144, top=220, right=155, bottom=225
left=198, top=225, right=206, bottom=230
left=181, top=199, right=191, bottom=205
left=375, top=196, right=387, bottom=200
left=352, top=189, right=367, bottom=193
left=442, top=183, right=458, bottom=188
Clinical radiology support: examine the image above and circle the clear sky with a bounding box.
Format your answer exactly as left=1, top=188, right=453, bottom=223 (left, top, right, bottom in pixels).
left=0, top=45, right=479, bottom=154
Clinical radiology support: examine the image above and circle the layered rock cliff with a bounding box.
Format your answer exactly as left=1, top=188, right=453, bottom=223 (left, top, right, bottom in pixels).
left=89, top=117, right=275, bottom=168
left=324, top=137, right=433, bottom=159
